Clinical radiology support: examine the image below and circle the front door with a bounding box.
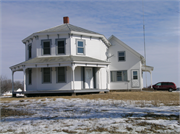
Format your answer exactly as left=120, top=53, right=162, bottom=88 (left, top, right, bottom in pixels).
left=131, top=70, right=140, bottom=88
left=85, top=68, right=93, bottom=89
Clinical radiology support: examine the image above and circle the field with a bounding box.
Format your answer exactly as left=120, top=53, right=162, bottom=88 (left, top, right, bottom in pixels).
left=1, top=91, right=180, bottom=133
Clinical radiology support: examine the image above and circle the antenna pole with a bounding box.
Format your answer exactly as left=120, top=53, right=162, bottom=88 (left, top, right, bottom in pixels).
left=142, top=0, right=147, bottom=88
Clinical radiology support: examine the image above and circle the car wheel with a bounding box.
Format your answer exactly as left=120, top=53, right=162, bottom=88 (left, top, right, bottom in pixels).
left=168, top=88, right=173, bottom=92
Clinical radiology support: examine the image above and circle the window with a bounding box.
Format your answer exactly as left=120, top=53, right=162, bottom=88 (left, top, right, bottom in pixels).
left=42, top=68, right=51, bottom=83
left=41, top=40, right=51, bottom=55
left=28, top=44, right=32, bottom=59
left=43, top=42, right=50, bottom=55
left=156, top=83, right=161, bottom=86
left=77, top=40, right=85, bottom=54
left=162, top=83, right=167, bottom=86
left=57, top=67, right=66, bottom=83
left=28, top=69, right=32, bottom=85
left=117, top=71, right=122, bottom=81
left=111, top=70, right=127, bottom=82
left=167, top=83, right=174, bottom=85
left=133, top=71, right=138, bottom=80
left=118, top=51, right=125, bottom=61
left=56, top=39, right=66, bottom=54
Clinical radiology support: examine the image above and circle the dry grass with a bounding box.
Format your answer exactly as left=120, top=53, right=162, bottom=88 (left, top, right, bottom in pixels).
left=1, top=91, right=179, bottom=106
left=143, top=113, right=179, bottom=120
left=136, top=121, right=167, bottom=133
left=1, top=108, right=34, bottom=117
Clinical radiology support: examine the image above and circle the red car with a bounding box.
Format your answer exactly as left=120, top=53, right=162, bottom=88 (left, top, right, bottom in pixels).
left=152, top=82, right=177, bottom=92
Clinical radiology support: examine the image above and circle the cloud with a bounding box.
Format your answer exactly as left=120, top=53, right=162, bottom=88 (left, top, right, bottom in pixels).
left=1, top=0, right=179, bottom=86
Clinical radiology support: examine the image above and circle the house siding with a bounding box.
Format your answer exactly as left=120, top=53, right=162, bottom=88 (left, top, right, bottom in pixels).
left=108, top=38, right=142, bottom=90
left=74, top=66, right=82, bottom=90
left=31, top=34, right=70, bottom=58
left=71, top=35, right=108, bottom=61
left=26, top=67, right=72, bottom=91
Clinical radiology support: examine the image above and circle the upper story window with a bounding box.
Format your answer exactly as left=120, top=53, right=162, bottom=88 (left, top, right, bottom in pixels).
left=28, top=69, right=32, bottom=85
left=56, top=39, right=66, bottom=55
left=43, top=42, right=50, bottom=55
left=118, top=51, right=125, bottom=61
left=76, top=39, right=85, bottom=55
left=41, top=39, right=52, bottom=55
left=28, top=44, right=32, bottom=59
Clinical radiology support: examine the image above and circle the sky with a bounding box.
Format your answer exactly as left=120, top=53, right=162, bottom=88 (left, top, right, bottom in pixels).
left=0, top=0, right=179, bottom=87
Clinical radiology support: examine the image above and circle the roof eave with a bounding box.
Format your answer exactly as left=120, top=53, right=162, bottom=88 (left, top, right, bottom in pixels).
left=108, top=35, right=145, bottom=61
left=71, top=31, right=111, bottom=47
left=73, top=61, right=110, bottom=65
left=10, top=60, right=110, bottom=69
left=22, top=31, right=71, bottom=43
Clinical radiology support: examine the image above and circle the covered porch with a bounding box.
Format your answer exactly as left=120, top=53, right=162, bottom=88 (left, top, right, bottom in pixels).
left=10, top=56, right=110, bottom=96
left=142, top=65, right=154, bottom=88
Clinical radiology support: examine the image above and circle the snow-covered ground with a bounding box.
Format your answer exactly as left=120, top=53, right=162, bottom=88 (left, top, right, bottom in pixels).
left=1, top=98, right=180, bottom=134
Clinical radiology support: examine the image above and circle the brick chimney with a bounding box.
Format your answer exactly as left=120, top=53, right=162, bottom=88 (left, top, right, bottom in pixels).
left=63, top=16, right=69, bottom=24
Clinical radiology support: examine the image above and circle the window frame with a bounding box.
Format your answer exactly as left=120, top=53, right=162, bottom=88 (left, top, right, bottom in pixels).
left=28, top=69, right=32, bottom=85
left=55, top=38, right=66, bottom=55
left=76, top=39, right=86, bottom=55
left=56, top=67, right=66, bottom=83
left=42, top=68, right=52, bottom=84
left=133, top=71, right=138, bottom=80
left=118, top=51, right=126, bottom=62
left=28, top=43, right=32, bottom=59
left=41, top=39, right=52, bottom=56
left=110, top=70, right=128, bottom=82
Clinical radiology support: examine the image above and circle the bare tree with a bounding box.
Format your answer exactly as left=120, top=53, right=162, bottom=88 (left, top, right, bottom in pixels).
left=14, top=81, right=24, bottom=91
left=0, top=75, right=12, bottom=94
left=0, top=75, right=24, bottom=94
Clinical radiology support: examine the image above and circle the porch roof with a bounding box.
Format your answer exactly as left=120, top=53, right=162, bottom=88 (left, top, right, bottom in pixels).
left=142, top=65, right=154, bottom=72
left=10, top=55, right=109, bottom=69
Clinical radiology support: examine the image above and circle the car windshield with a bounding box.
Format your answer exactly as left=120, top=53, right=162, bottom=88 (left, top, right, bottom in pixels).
left=156, top=83, right=161, bottom=86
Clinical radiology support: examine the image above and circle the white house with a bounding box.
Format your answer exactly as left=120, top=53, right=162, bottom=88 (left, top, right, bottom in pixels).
left=10, top=17, right=153, bottom=97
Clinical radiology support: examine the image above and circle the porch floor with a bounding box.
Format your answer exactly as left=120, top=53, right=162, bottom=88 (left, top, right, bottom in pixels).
left=13, top=89, right=109, bottom=95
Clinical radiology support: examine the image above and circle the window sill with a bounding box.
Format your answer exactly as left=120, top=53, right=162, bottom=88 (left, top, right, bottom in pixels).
left=118, top=60, right=126, bottom=62
left=77, top=53, right=85, bottom=55
left=110, top=81, right=129, bottom=83
left=57, top=53, right=66, bottom=55
left=56, top=82, right=66, bottom=83
left=42, top=82, right=52, bottom=84
left=42, top=54, right=51, bottom=56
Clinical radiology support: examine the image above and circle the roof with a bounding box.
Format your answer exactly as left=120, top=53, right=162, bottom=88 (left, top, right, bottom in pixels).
left=22, top=23, right=111, bottom=46
left=10, top=55, right=109, bottom=68
left=108, top=35, right=146, bottom=64
left=36, top=23, right=101, bottom=35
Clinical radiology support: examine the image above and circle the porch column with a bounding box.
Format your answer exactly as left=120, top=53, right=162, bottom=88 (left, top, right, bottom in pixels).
left=23, top=68, right=26, bottom=92
left=98, top=68, right=102, bottom=89
left=71, top=64, right=75, bottom=90
left=150, top=71, right=153, bottom=88
left=106, top=66, right=109, bottom=89
left=12, top=71, right=15, bottom=97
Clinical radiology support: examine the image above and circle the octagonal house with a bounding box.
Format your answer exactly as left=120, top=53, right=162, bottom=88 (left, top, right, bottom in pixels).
left=10, top=17, right=153, bottom=97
